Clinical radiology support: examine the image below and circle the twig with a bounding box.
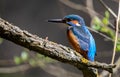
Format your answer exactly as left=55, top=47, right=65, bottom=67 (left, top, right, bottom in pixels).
left=109, top=0, right=120, bottom=77
left=0, top=64, right=31, bottom=73
left=111, top=0, right=120, bottom=69
left=100, top=57, right=120, bottom=77
left=59, top=0, right=116, bottom=41
left=87, top=27, right=114, bottom=42
left=59, top=0, right=100, bottom=17
left=97, top=0, right=117, bottom=19
left=0, top=59, right=14, bottom=65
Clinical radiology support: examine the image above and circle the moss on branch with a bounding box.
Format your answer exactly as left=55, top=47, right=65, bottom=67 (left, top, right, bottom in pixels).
left=0, top=18, right=116, bottom=77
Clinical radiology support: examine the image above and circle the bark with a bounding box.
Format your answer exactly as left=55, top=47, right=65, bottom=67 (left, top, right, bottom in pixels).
left=0, top=18, right=116, bottom=77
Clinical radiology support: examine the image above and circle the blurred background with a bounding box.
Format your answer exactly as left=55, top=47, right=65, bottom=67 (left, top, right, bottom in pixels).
left=0, top=0, right=120, bottom=77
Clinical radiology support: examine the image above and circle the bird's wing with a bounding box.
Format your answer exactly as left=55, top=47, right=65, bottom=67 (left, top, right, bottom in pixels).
left=71, top=26, right=90, bottom=51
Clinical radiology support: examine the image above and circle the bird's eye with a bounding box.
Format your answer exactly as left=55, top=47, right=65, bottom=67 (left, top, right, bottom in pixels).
left=67, top=18, right=72, bottom=22
left=62, top=18, right=72, bottom=23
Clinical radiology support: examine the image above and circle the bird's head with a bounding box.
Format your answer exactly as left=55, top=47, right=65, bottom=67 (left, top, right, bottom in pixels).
left=48, top=14, right=85, bottom=27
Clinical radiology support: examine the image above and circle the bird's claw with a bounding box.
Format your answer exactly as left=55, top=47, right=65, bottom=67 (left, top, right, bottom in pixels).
left=81, top=58, right=88, bottom=63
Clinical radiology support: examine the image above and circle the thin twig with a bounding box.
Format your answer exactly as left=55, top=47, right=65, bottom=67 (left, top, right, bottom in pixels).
left=87, top=27, right=114, bottom=42
left=0, top=64, right=31, bottom=73
left=59, top=0, right=116, bottom=41
left=59, top=0, right=100, bottom=17
left=97, top=0, right=117, bottom=19
left=109, top=0, right=120, bottom=77
left=100, top=57, right=120, bottom=77
left=111, top=0, right=120, bottom=67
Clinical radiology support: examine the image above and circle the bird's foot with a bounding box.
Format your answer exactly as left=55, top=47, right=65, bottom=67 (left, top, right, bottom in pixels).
left=81, top=58, right=88, bottom=63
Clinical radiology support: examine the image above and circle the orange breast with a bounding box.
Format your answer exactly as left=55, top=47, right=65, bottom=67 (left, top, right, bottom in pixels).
left=67, top=29, right=88, bottom=59
left=71, top=20, right=78, bottom=24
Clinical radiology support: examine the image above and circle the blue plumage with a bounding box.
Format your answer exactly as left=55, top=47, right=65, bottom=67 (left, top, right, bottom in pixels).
left=72, top=26, right=96, bottom=61
left=48, top=14, right=96, bottom=61
left=65, top=15, right=96, bottom=61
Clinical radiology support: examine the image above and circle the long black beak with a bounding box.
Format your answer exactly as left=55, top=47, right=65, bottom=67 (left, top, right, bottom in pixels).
left=48, top=19, right=65, bottom=23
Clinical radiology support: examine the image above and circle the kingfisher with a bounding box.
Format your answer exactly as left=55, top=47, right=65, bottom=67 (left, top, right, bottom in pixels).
left=48, top=14, right=96, bottom=61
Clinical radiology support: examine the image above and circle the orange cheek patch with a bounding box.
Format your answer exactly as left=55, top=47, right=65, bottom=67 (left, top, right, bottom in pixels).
left=71, top=20, right=79, bottom=24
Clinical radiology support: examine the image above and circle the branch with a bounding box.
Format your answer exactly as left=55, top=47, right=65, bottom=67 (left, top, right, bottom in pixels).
left=97, top=0, right=117, bottom=19
left=0, top=18, right=116, bottom=77
left=109, top=0, right=120, bottom=77
left=59, top=0, right=116, bottom=39
left=0, top=64, right=31, bottom=73
left=87, top=27, right=114, bottom=42
left=100, top=57, right=120, bottom=77
left=59, top=0, right=100, bottom=17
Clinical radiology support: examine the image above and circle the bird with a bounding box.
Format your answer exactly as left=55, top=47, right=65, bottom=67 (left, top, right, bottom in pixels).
left=48, top=14, right=96, bottom=62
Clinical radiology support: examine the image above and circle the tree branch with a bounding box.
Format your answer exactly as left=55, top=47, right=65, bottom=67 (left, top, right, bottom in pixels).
left=109, top=0, right=120, bottom=77
left=87, top=27, right=114, bottom=42
left=0, top=18, right=116, bottom=77
left=59, top=0, right=116, bottom=40
left=0, top=64, right=31, bottom=73
left=97, top=0, right=117, bottom=19
left=59, top=0, right=100, bottom=17
left=100, top=57, right=120, bottom=77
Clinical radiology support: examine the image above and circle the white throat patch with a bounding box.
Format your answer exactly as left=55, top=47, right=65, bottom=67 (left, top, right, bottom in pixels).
left=76, top=23, right=81, bottom=26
